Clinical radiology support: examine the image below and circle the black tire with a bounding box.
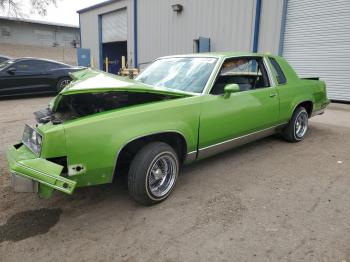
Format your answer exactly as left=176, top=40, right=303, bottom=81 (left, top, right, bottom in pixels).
left=128, top=142, right=179, bottom=205
left=282, top=106, right=309, bottom=142
left=56, top=77, right=71, bottom=92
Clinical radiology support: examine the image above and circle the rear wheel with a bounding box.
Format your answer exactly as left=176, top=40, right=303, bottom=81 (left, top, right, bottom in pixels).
left=282, top=106, right=309, bottom=142
left=128, top=142, right=179, bottom=205
left=56, top=77, right=71, bottom=92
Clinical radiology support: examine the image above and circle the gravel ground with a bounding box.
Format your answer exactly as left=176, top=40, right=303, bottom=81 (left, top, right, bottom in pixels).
left=0, top=96, right=349, bottom=262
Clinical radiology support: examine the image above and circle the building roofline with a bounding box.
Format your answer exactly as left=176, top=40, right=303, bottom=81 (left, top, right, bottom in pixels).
left=77, top=0, right=120, bottom=14
left=0, top=15, right=79, bottom=28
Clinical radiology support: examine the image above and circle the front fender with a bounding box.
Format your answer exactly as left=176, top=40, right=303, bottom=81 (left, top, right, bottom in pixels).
left=62, top=96, right=201, bottom=187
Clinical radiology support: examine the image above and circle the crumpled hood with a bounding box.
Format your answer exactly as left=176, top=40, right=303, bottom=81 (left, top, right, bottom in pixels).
left=60, top=68, right=194, bottom=97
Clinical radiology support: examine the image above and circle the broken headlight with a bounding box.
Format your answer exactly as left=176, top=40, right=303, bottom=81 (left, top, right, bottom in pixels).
left=22, top=124, right=42, bottom=156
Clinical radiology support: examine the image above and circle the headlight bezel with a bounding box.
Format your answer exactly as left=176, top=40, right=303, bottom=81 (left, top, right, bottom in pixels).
left=22, top=124, right=43, bottom=156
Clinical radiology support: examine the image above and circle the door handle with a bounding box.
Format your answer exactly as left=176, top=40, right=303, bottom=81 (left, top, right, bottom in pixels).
left=270, top=92, right=277, bottom=97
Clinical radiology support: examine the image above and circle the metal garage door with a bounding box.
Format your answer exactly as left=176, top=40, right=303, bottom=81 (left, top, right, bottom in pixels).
left=283, top=0, right=350, bottom=101
left=102, top=8, right=127, bottom=43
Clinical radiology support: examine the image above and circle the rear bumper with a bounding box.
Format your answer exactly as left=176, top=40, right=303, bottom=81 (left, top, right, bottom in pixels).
left=6, top=144, right=76, bottom=198
left=311, top=100, right=330, bottom=117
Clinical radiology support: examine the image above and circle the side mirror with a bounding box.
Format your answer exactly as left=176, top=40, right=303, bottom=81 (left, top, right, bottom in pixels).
left=223, top=84, right=240, bottom=98
left=7, top=67, right=16, bottom=75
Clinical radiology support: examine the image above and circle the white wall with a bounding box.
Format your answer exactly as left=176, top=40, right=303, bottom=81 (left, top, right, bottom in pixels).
left=79, top=0, right=284, bottom=69
left=137, top=0, right=258, bottom=66
left=258, top=0, right=284, bottom=54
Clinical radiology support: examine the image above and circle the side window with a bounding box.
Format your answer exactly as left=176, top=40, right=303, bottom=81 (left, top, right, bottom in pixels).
left=14, top=61, right=31, bottom=71
left=41, top=61, right=57, bottom=70
left=45, top=61, right=68, bottom=69
left=210, top=57, right=270, bottom=95
left=14, top=60, right=43, bottom=72
left=268, top=57, right=287, bottom=84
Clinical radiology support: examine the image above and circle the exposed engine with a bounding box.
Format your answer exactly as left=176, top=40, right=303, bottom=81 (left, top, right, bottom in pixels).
left=34, top=91, right=180, bottom=124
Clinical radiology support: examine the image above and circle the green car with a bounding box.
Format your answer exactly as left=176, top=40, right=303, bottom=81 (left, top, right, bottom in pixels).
left=6, top=53, right=329, bottom=205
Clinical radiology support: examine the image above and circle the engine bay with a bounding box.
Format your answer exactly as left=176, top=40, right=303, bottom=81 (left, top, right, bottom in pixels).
left=35, top=91, right=181, bottom=124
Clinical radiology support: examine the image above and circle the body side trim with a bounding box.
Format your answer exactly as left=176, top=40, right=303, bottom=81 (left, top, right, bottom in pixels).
left=198, top=124, right=287, bottom=159
left=185, top=151, right=197, bottom=163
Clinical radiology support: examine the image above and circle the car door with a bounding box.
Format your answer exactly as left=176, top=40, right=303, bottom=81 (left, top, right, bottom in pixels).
left=198, top=56, right=280, bottom=159
left=0, top=60, right=46, bottom=96
left=38, top=61, right=64, bottom=92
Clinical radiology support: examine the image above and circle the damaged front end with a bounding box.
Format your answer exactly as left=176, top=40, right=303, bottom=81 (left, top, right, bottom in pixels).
left=7, top=142, right=76, bottom=199
left=7, top=69, right=192, bottom=198
left=35, top=69, right=191, bottom=124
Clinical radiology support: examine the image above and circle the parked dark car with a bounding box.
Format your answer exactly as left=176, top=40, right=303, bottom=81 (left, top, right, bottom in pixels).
left=0, top=58, right=84, bottom=97
left=0, top=55, right=11, bottom=64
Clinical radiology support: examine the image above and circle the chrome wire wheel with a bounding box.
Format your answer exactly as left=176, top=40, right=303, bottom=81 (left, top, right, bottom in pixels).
left=295, top=111, right=308, bottom=139
left=147, top=153, right=177, bottom=198
left=59, top=79, right=71, bottom=89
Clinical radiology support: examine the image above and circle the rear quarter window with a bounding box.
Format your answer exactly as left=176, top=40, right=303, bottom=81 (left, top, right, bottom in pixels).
left=269, top=57, right=287, bottom=84
left=42, top=61, right=69, bottom=70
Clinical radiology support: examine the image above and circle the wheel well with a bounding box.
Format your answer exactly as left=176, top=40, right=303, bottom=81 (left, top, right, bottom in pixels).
left=296, top=101, right=313, bottom=117
left=114, top=132, right=188, bottom=179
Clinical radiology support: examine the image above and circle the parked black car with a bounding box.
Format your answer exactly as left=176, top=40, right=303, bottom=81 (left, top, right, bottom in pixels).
left=0, top=55, right=11, bottom=64
left=0, top=58, right=84, bottom=97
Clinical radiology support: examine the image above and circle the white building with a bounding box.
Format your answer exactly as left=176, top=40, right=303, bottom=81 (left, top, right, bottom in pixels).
left=78, top=0, right=350, bottom=101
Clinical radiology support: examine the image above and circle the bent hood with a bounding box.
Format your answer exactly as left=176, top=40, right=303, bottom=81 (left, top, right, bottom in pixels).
left=61, top=68, right=195, bottom=97
left=50, top=68, right=194, bottom=113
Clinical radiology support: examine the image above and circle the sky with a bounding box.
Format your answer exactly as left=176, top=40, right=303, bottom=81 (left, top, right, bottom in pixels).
left=0, top=0, right=107, bottom=26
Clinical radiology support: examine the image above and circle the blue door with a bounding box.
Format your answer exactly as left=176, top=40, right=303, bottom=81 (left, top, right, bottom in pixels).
left=77, top=48, right=91, bottom=67
left=199, top=37, right=211, bottom=52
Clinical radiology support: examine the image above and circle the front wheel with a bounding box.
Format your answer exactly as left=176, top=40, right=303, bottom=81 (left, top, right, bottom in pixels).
left=128, top=142, right=179, bottom=205
left=282, top=107, right=309, bottom=142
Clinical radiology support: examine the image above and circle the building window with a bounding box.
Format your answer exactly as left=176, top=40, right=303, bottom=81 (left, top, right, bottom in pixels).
left=34, top=30, right=54, bottom=46
left=63, top=33, right=74, bottom=48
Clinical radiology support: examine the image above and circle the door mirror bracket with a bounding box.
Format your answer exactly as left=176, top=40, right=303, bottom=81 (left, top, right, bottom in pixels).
left=223, top=84, right=240, bottom=98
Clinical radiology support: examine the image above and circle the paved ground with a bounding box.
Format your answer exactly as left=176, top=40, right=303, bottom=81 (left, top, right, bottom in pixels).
left=0, top=96, right=349, bottom=262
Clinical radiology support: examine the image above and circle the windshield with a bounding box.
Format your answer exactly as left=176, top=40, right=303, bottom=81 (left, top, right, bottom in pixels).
left=135, top=57, right=218, bottom=93
left=0, top=59, right=14, bottom=70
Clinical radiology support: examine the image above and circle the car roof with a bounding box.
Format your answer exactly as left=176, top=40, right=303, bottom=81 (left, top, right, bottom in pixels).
left=12, top=57, right=72, bottom=66
left=158, top=52, right=277, bottom=59
left=0, top=55, right=11, bottom=59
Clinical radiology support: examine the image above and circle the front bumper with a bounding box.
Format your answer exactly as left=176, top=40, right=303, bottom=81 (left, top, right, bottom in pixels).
left=6, top=144, right=77, bottom=198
